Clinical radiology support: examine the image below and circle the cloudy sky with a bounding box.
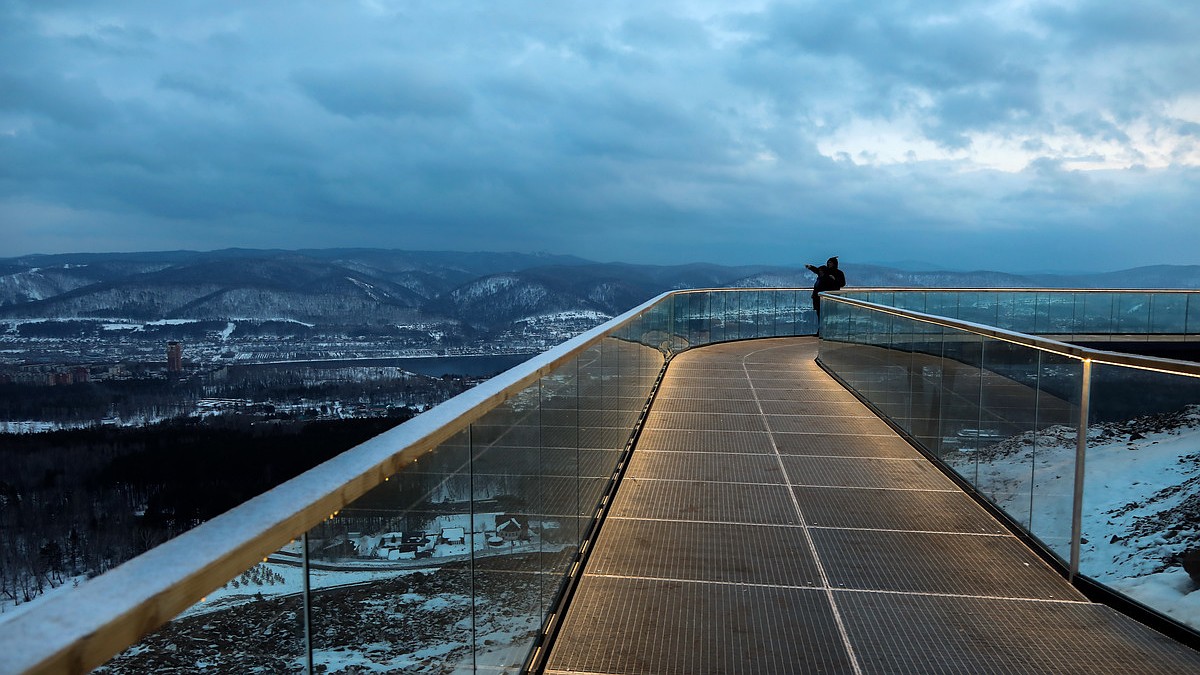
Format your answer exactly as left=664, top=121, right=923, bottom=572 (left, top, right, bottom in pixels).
left=2, top=1, right=1198, bottom=272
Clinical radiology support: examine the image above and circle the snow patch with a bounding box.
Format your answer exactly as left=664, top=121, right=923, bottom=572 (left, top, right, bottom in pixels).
left=516, top=309, right=611, bottom=324
left=453, top=275, right=519, bottom=302
left=950, top=406, right=1200, bottom=629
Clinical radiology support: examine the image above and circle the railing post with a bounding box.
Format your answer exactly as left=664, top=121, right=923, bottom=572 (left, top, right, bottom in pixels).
left=469, top=423, right=477, bottom=673
left=1070, top=359, right=1092, bottom=582
left=302, top=532, right=313, bottom=674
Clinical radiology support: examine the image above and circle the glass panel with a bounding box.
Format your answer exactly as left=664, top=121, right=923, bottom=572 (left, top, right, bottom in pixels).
left=1115, top=293, right=1151, bottom=335
left=869, top=290, right=895, bottom=307
left=1149, top=293, right=1188, bottom=335
left=710, top=291, right=728, bottom=343
left=958, top=291, right=997, bottom=326
left=542, top=356, right=584, bottom=555
left=1027, top=350, right=1081, bottom=560
left=873, top=310, right=897, bottom=406
left=1043, top=291, right=1078, bottom=336
left=895, top=315, right=919, bottom=433
left=938, top=332, right=984, bottom=480
left=907, top=321, right=946, bottom=452
left=815, top=298, right=850, bottom=371
left=673, top=292, right=690, bottom=348
left=471, top=380, right=550, bottom=672
left=926, top=292, right=960, bottom=321
left=787, top=289, right=804, bottom=336
left=738, top=290, right=758, bottom=340
left=890, top=290, right=927, bottom=313
left=819, top=302, right=868, bottom=392
left=1080, top=292, right=1115, bottom=335
left=877, top=313, right=910, bottom=428
left=797, top=289, right=817, bottom=336
left=996, top=291, right=1032, bottom=333
left=99, top=543, right=306, bottom=672
left=728, top=291, right=746, bottom=341
left=575, top=342, right=612, bottom=524
left=1188, top=294, right=1200, bottom=337
left=645, top=297, right=673, bottom=353
left=1081, top=363, right=1200, bottom=632
left=971, top=336, right=1043, bottom=530
left=694, top=292, right=714, bottom=345
left=307, top=427, right=473, bottom=672
left=772, top=289, right=787, bottom=337
left=756, top=291, right=776, bottom=337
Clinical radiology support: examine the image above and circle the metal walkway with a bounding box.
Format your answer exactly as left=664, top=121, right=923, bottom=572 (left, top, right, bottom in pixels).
left=544, top=337, right=1200, bottom=674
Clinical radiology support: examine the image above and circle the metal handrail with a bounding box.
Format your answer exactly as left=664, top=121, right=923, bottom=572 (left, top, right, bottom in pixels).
left=838, top=287, right=1200, bottom=294
left=823, top=293, right=1200, bottom=378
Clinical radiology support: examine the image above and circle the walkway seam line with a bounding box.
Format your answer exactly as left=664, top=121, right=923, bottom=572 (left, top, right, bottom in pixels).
left=741, top=344, right=864, bottom=675
left=642, top=427, right=899, bottom=437
left=619, top=475, right=962, bottom=492
left=583, top=573, right=1092, bottom=605
left=615, top=476, right=944, bottom=487
left=604, top=516, right=1012, bottom=538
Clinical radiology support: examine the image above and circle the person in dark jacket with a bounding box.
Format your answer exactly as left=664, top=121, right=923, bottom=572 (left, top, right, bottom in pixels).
left=805, top=256, right=845, bottom=318
left=825, top=256, right=845, bottom=291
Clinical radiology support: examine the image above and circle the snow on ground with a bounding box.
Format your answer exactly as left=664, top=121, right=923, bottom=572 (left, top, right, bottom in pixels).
left=310, top=638, right=467, bottom=674
left=517, top=310, right=611, bottom=324
left=0, top=420, right=64, bottom=433
left=229, top=317, right=317, bottom=328
left=0, top=575, right=87, bottom=622
left=177, top=512, right=565, bottom=620
left=179, top=561, right=437, bottom=620
left=949, top=406, right=1200, bottom=628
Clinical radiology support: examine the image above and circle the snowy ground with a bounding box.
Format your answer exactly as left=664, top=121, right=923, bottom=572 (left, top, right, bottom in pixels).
left=948, top=405, right=1200, bottom=628
left=179, top=512, right=565, bottom=619
left=95, top=545, right=564, bottom=674
left=0, top=574, right=87, bottom=622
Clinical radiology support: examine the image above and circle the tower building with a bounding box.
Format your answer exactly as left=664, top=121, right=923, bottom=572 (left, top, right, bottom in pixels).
left=167, top=341, right=183, bottom=373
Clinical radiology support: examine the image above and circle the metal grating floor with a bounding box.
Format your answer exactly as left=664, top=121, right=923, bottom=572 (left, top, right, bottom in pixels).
left=544, top=337, right=1200, bottom=674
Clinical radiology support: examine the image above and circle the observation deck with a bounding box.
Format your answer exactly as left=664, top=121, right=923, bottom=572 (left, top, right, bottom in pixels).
left=545, top=338, right=1200, bottom=673
left=6, top=288, right=1200, bottom=674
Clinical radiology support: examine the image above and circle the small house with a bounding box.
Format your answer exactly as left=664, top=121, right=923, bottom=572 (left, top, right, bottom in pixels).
left=440, top=526, right=465, bottom=545
left=496, top=514, right=527, bottom=542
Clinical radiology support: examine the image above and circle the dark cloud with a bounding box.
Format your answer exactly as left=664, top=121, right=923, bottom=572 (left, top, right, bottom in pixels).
left=1035, top=1, right=1200, bottom=48
left=294, top=66, right=472, bottom=120
left=157, top=72, right=242, bottom=103
left=1, top=1, right=1198, bottom=272
left=618, top=12, right=710, bottom=50
left=68, top=23, right=158, bottom=56
left=922, top=66, right=1042, bottom=148
left=743, top=1, right=1050, bottom=144
left=0, top=72, right=115, bottom=128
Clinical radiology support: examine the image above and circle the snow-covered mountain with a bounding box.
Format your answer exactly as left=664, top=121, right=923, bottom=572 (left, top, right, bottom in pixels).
left=0, top=251, right=789, bottom=333
left=3, top=249, right=1200, bottom=334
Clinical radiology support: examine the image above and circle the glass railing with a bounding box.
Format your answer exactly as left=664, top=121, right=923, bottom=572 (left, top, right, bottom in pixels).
left=16, top=285, right=1199, bottom=671
left=1, top=289, right=816, bottom=674
left=841, top=289, right=1200, bottom=341
left=819, top=290, right=1200, bottom=633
